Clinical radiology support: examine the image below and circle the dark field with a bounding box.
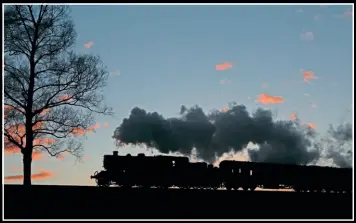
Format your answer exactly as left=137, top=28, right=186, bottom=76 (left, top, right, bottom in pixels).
left=4, top=185, right=353, bottom=219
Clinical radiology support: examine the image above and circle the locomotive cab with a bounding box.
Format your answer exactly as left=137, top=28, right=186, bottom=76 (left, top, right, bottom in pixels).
left=91, top=151, right=352, bottom=192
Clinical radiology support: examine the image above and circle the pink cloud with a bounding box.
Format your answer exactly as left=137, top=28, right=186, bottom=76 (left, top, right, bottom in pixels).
left=84, top=41, right=94, bottom=49
left=300, top=31, right=314, bottom=41
left=335, top=9, right=352, bottom=19
left=291, top=113, right=297, bottom=121
left=342, top=9, right=352, bottom=18
left=300, top=69, right=318, bottom=84
left=216, top=62, right=233, bottom=71
left=255, top=93, right=285, bottom=105
left=221, top=107, right=229, bottom=113
left=4, top=168, right=55, bottom=182
left=305, top=123, right=317, bottom=129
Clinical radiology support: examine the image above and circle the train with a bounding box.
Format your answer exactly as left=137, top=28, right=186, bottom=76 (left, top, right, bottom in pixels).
left=90, top=151, right=353, bottom=193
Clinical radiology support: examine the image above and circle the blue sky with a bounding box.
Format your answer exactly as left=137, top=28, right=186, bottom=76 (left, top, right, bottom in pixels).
left=4, top=4, right=353, bottom=185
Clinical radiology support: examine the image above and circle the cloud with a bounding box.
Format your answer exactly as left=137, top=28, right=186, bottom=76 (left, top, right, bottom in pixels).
left=4, top=105, right=25, bottom=119
left=220, top=79, right=232, bottom=85
left=335, top=9, right=352, bottom=18
left=216, top=62, right=233, bottom=71
left=5, top=146, right=46, bottom=160
left=4, top=168, right=55, bottom=182
left=221, top=107, right=229, bottom=113
left=56, top=151, right=90, bottom=161
left=300, top=31, right=314, bottom=41
left=71, top=122, right=101, bottom=136
left=56, top=151, right=71, bottom=161
left=303, top=93, right=310, bottom=97
left=261, top=82, right=269, bottom=89
left=114, top=105, right=352, bottom=168
left=4, top=121, right=55, bottom=160
left=58, top=95, right=73, bottom=103
left=296, top=9, right=303, bottom=13
left=213, top=150, right=249, bottom=167
left=84, top=41, right=94, bottom=49
left=113, top=104, right=320, bottom=165
left=110, top=70, right=120, bottom=76
left=290, top=113, right=297, bottom=121
left=300, top=69, right=318, bottom=83
left=305, top=123, right=317, bottom=129
left=255, top=93, right=285, bottom=105
left=40, top=108, right=51, bottom=115
left=323, top=123, right=352, bottom=168
left=343, top=9, right=352, bottom=18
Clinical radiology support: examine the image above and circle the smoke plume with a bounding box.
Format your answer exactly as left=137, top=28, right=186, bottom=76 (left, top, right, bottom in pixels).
left=113, top=103, right=328, bottom=165
left=322, top=122, right=353, bottom=168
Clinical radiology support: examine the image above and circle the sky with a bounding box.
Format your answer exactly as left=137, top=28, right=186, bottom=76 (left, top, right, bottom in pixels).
left=3, top=4, right=353, bottom=186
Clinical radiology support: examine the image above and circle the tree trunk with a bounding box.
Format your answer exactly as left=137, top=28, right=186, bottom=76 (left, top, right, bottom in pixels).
left=23, top=119, right=34, bottom=186
left=24, top=37, right=35, bottom=186
left=23, top=150, right=33, bottom=186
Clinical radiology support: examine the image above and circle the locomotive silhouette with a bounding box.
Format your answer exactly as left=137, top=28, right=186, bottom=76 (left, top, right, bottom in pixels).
left=91, top=151, right=352, bottom=193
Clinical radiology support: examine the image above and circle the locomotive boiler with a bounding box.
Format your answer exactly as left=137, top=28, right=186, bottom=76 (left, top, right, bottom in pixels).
left=91, top=151, right=353, bottom=193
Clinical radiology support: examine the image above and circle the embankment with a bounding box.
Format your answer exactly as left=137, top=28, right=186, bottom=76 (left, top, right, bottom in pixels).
left=4, top=185, right=353, bottom=219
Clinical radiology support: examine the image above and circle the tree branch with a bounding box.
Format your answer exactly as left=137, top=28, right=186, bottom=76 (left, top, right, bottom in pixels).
left=4, top=131, right=25, bottom=152
left=15, top=6, right=33, bottom=45
left=4, top=90, right=26, bottom=110
left=4, top=5, right=111, bottom=165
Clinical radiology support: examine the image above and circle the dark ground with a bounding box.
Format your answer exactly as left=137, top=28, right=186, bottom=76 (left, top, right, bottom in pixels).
left=4, top=184, right=353, bottom=219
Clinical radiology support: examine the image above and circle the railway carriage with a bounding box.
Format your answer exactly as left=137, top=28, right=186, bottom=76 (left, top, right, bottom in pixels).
left=91, top=151, right=353, bottom=193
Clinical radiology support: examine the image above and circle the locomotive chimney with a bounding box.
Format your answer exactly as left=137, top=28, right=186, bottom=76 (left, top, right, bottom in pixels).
left=113, top=151, right=118, bottom=156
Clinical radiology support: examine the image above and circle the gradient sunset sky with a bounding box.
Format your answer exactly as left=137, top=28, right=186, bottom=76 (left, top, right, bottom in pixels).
left=3, top=4, right=353, bottom=186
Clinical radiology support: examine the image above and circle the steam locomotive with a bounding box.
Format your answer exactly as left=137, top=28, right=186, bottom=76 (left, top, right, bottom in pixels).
left=90, top=151, right=353, bottom=193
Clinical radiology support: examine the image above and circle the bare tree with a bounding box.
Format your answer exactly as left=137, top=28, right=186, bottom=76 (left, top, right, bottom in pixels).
left=4, top=5, right=112, bottom=186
